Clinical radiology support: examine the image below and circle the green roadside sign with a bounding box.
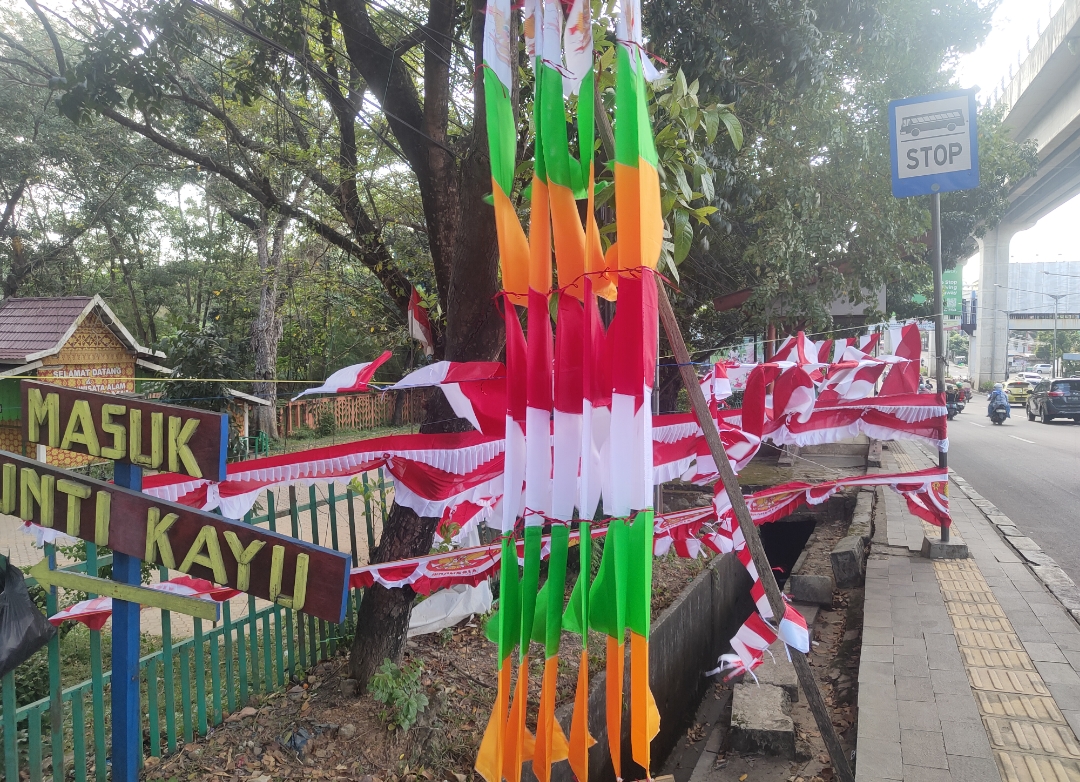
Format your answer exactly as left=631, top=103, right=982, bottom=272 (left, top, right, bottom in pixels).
left=943, top=267, right=962, bottom=317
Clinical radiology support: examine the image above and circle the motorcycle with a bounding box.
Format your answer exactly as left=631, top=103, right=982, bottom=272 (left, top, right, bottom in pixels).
left=946, top=390, right=964, bottom=420
left=989, top=400, right=1010, bottom=425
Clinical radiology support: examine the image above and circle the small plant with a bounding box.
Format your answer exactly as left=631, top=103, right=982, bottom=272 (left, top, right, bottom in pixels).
left=369, top=658, right=429, bottom=732
left=317, top=407, right=337, bottom=437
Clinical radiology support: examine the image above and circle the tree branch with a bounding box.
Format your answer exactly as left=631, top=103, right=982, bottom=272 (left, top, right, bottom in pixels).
left=0, top=178, right=28, bottom=237
left=94, top=105, right=411, bottom=316
left=23, top=0, right=65, bottom=76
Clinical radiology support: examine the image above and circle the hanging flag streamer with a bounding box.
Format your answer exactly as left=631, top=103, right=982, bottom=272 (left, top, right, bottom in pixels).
left=712, top=467, right=950, bottom=530
left=291, top=351, right=392, bottom=400
left=408, top=289, right=435, bottom=357
left=483, top=0, right=529, bottom=302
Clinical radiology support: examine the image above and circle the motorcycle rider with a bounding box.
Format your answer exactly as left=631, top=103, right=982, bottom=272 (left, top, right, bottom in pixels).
left=987, top=382, right=1011, bottom=419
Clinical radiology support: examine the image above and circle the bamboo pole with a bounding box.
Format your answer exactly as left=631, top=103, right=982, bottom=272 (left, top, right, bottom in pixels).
left=655, top=277, right=856, bottom=782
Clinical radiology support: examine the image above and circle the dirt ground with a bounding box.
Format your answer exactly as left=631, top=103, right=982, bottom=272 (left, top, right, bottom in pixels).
left=141, top=551, right=712, bottom=782
left=659, top=498, right=865, bottom=782
left=135, top=444, right=867, bottom=782
left=659, top=586, right=863, bottom=782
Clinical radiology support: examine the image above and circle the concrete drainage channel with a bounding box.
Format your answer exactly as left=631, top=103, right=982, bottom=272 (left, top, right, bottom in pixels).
left=656, top=486, right=874, bottom=782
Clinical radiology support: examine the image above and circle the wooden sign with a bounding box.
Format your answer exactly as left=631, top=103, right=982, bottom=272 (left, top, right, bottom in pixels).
left=21, top=380, right=228, bottom=482
left=29, top=559, right=222, bottom=621
left=0, top=450, right=350, bottom=623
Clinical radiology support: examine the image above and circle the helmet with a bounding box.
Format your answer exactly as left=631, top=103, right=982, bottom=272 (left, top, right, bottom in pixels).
left=994, top=383, right=1003, bottom=390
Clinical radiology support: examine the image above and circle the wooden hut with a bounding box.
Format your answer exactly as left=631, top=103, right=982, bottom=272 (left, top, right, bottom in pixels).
left=0, top=296, right=168, bottom=465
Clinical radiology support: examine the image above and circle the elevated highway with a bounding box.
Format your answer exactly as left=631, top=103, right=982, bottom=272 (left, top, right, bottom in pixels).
left=970, top=0, right=1080, bottom=386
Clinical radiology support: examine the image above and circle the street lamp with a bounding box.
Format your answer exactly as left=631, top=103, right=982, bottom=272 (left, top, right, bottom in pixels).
left=995, top=284, right=1073, bottom=375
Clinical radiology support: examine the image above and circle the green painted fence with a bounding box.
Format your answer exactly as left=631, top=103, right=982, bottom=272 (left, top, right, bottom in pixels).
left=0, top=471, right=390, bottom=782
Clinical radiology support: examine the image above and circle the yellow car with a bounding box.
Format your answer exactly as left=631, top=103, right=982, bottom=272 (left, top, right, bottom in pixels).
left=1005, top=380, right=1034, bottom=405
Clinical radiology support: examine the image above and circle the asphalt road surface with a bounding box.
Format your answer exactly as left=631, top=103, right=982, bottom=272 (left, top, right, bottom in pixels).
left=947, top=395, right=1080, bottom=583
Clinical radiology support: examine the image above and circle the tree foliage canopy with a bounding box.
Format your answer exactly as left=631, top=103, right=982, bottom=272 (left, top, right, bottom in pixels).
left=1, top=0, right=1038, bottom=683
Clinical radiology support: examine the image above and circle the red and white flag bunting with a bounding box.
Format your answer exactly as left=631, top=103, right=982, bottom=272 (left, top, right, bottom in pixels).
left=771, top=332, right=820, bottom=365
left=351, top=506, right=716, bottom=594
left=392, top=361, right=507, bottom=436
left=142, top=430, right=507, bottom=520
left=830, top=332, right=881, bottom=362
left=292, top=351, right=393, bottom=401
left=779, top=603, right=810, bottom=653
left=731, top=612, right=779, bottom=670
left=819, top=360, right=889, bottom=402
left=879, top=322, right=921, bottom=395
left=700, top=362, right=734, bottom=411
left=763, top=392, right=948, bottom=452
left=49, top=596, right=115, bottom=631
left=141, top=408, right=758, bottom=524
left=713, top=467, right=951, bottom=529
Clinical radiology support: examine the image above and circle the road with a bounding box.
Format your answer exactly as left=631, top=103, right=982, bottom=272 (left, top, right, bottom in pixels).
left=947, top=395, right=1080, bottom=583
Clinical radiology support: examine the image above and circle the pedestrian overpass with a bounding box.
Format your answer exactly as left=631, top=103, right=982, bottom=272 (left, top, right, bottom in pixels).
left=970, top=0, right=1080, bottom=387
left=1008, top=313, right=1080, bottom=330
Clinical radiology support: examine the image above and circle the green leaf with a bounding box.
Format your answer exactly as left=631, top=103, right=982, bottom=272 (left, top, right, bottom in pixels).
left=594, top=181, right=616, bottom=209
left=660, top=191, right=677, bottom=217
left=704, top=109, right=720, bottom=146
left=692, top=205, right=719, bottom=224
left=674, top=69, right=688, bottom=101
left=674, top=166, right=693, bottom=202
left=673, top=210, right=693, bottom=265
left=720, top=109, right=744, bottom=150
left=699, top=169, right=715, bottom=202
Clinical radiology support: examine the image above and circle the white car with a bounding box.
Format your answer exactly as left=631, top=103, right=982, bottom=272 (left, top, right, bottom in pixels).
left=1018, top=372, right=1043, bottom=384
left=1034, top=364, right=1053, bottom=374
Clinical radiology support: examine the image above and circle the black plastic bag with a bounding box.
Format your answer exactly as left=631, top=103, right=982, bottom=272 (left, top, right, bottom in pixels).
left=0, top=560, right=57, bottom=678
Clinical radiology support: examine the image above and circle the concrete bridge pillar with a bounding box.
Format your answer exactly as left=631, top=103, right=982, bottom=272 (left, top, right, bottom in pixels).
left=971, top=223, right=1025, bottom=389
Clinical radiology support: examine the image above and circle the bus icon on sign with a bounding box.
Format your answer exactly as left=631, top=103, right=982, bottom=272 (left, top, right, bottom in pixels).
left=900, top=110, right=965, bottom=137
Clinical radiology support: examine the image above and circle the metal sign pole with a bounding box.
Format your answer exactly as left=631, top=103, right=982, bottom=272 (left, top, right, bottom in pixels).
left=111, top=461, right=143, bottom=782
left=931, top=192, right=950, bottom=543
left=889, top=88, right=977, bottom=550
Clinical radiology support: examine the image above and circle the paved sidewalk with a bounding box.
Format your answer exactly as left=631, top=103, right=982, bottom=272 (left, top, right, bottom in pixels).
left=857, top=441, right=1080, bottom=782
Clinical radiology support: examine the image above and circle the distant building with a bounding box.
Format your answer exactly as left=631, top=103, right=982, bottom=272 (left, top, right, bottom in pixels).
left=1009, top=334, right=1036, bottom=354
left=1008, top=262, right=1080, bottom=313
left=0, top=296, right=169, bottom=465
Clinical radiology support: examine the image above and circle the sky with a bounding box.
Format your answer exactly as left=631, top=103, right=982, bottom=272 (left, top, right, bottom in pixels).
left=955, top=0, right=1080, bottom=287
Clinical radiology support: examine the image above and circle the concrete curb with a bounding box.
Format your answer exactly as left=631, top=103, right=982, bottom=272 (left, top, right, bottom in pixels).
left=948, top=470, right=1080, bottom=625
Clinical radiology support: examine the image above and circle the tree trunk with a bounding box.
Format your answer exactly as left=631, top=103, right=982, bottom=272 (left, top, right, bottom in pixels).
left=1, top=236, right=30, bottom=298
left=658, top=361, right=682, bottom=414
left=348, top=0, right=503, bottom=690
left=251, top=212, right=287, bottom=440
left=390, top=349, right=415, bottom=426
left=349, top=392, right=474, bottom=687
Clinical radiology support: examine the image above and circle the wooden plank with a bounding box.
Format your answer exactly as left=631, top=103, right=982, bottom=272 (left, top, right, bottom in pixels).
left=0, top=449, right=351, bottom=623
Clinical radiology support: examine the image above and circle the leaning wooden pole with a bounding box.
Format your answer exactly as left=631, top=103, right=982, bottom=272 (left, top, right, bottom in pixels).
left=655, top=278, right=856, bottom=782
